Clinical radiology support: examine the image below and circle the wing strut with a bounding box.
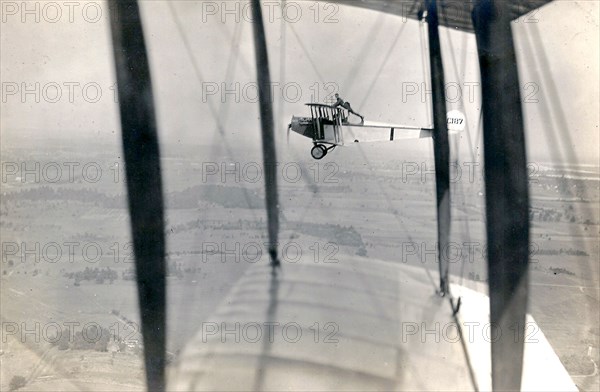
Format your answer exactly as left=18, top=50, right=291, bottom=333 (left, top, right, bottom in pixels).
left=425, top=0, right=451, bottom=296
left=250, top=0, right=281, bottom=271
left=108, top=1, right=166, bottom=390
left=473, top=1, right=530, bottom=390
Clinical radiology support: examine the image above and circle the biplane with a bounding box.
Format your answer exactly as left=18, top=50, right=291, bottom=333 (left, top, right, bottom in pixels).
left=289, top=103, right=433, bottom=159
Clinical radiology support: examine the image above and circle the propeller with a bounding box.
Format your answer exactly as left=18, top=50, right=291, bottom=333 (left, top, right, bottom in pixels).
left=287, top=123, right=292, bottom=144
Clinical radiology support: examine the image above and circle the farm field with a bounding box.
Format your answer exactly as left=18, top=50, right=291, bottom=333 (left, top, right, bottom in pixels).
left=1, top=143, right=598, bottom=391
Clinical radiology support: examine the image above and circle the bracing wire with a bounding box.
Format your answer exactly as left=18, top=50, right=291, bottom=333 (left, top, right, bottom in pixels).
left=278, top=0, right=287, bottom=131
left=340, top=13, right=387, bottom=98
left=440, top=3, right=480, bottom=287
left=325, top=40, right=440, bottom=294
left=277, top=2, right=341, bottom=243
left=521, top=21, right=596, bottom=304
left=217, top=21, right=244, bottom=129
left=287, top=23, right=327, bottom=84
left=418, top=15, right=433, bottom=127
left=358, top=10, right=414, bottom=109
left=167, top=2, right=261, bottom=221
left=283, top=1, right=439, bottom=290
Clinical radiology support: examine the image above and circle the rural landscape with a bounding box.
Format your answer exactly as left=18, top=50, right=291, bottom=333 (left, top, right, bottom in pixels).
left=1, top=137, right=598, bottom=390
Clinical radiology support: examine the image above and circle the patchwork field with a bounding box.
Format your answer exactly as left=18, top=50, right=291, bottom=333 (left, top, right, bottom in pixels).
left=1, top=143, right=598, bottom=391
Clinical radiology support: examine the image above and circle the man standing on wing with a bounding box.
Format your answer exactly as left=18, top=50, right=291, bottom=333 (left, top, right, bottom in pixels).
left=331, top=93, right=364, bottom=123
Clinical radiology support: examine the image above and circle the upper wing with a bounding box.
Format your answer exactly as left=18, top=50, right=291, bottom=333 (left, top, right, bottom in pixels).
left=320, top=0, right=554, bottom=33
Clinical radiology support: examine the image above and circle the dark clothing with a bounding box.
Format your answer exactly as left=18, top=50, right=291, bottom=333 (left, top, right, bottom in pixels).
left=332, top=97, right=345, bottom=109
left=332, top=96, right=363, bottom=121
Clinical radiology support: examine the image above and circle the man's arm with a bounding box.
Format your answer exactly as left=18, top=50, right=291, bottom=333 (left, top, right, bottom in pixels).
left=331, top=97, right=344, bottom=108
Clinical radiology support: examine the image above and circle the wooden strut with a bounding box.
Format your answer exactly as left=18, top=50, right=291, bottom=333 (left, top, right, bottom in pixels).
left=426, top=0, right=452, bottom=296
left=107, top=1, right=166, bottom=390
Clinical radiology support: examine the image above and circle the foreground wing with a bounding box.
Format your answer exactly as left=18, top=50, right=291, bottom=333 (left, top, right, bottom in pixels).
left=171, top=256, right=576, bottom=391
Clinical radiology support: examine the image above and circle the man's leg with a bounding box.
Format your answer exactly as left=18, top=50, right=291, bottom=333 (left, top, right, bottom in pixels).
left=349, top=109, right=364, bottom=121
left=344, top=102, right=363, bottom=121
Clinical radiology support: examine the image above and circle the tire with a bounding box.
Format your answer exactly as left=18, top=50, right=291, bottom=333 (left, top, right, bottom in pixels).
left=311, top=144, right=327, bottom=160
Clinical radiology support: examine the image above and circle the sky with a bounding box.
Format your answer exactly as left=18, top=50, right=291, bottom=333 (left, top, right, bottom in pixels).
left=1, top=0, right=598, bottom=164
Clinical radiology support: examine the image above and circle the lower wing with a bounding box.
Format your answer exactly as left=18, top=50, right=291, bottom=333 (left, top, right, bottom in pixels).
left=171, top=256, right=576, bottom=391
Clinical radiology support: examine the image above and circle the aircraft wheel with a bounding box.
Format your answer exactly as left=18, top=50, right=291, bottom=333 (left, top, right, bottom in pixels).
left=311, top=145, right=327, bottom=160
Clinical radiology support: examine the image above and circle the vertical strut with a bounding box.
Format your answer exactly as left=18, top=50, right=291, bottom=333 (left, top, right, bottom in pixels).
left=426, top=0, right=451, bottom=295
left=473, top=1, right=530, bottom=390
left=108, top=1, right=166, bottom=390
left=250, top=0, right=280, bottom=270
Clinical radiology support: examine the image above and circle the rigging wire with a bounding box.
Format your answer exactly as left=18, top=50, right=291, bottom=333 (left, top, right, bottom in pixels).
left=435, top=10, right=483, bottom=390
left=439, top=3, right=481, bottom=287
left=340, top=13, right=387, bottom=98
left=520, top=22, right=596, bottom=307
left=420, top=5, right=479, bottom=390
left=472, top=109, right=484, bottom=164
left=283, top=8, right=439, bottom=290
left=459, top=30, right=469, bottom=81
left=287, top=23, right=327, bottom=84
left=282, top=22, right=350, bottom=221
left=217, top=21, right=244, bottom=129
left=328, top=66, right=440, bottom=292
left=456, top=30, right=485, bottom=168
left=528, top=23, right=585, bottom=169
left=277, top=1, right=334, bottom=238
left=282, top=5, right=403, bottom=201
left=278, top=0, right=287, bottom=131
left=280, top=3, right=440, bottom=290
left=522, top=21, right=598, bottom=249
left=418, top=15, right=433, bottom=127
left=178, top=0, right=327, bottom=252
left=167, top=2, right=260, bottom=221
left=216, top=21, right=254, bottom=77
left=358, top=7, right=414, bottom=109
left=276, top=2, right=342, bottom=244
left=172, top=0, right=287, bottom=273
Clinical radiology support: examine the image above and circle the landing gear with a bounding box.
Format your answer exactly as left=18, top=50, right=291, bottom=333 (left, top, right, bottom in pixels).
left=311, top=144, right=327, bottom=160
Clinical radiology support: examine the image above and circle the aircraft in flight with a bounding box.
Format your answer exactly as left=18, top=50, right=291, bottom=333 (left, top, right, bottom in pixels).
left=288, top=103, right=432, bottom=159
left=288, top=102, right=467, bottom=159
